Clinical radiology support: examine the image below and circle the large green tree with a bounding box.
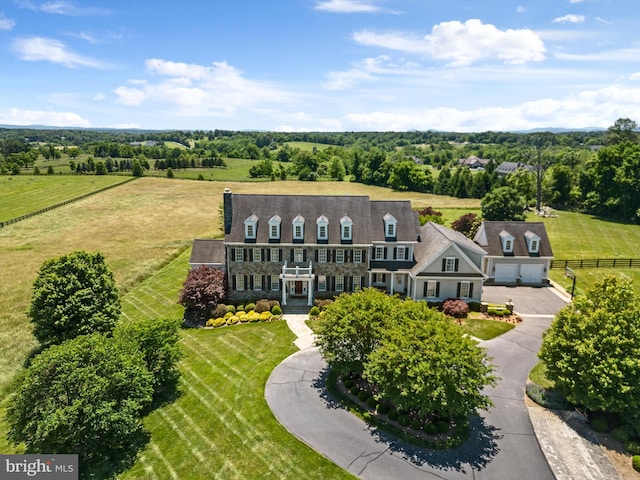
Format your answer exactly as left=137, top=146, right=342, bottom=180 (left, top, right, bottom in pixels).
left=481, top=186, right=526, bottom=221
left=28, top=251, right=121, bottom=346
left=539, top=277, right=640, bottom=434
left=364, top=300, right=496, bottom=420
left=6, top=333, right=154, bottom=476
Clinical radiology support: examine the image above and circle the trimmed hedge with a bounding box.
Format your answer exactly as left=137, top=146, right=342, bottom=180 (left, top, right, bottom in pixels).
left=590, top=417, right=608, bottom=433
left=632, top=455, right=640, bottom=472
left=626, top=441, right=640, bottom=455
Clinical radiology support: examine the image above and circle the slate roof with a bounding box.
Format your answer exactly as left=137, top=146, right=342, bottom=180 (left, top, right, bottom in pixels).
left=495, top=161, right=534, bottom=175
left=474, top=221, right=553, bottom=257
left=225, top=194, right=420, bottom=244
left=189, top=239, right=226, bottom=265
left=411, top=222, right=487, bottom=275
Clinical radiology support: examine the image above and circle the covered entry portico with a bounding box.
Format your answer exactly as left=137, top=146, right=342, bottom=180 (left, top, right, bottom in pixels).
left=280, top=261, right=315, bottom=306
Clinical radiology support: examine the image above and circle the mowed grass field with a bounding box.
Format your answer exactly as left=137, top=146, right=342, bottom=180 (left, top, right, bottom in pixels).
left=0, top=174, right=130, bottom=221
left=536, top=211, right=640, bottom=295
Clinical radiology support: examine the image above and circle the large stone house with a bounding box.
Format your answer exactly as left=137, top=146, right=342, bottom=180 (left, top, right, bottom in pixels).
left=474, top=221, right=553, bottom=285
left=189, top=189, right=487, bottom=307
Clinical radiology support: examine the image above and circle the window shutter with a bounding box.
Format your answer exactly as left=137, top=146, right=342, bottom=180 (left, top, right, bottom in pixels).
left=361, top=276, right=365, bottom=288
left=332, top=250, right=336, bottom=262
left=250, top=275, right=254, bottom=290
left=249, top=249, right=253, bottom=261
left=266, top=249, right=271, bottom=261
left=362, top=250, right=366, bottom=263
left=232, top=275, right=237, bottom=290
left=290, top=249, right=294, bottom=262
left=456, top=282, right=461, bottom=297
left=423, top=282, right=428, bottom=297
left=455, top=258, right=459, bottom=272
left=442, top=258, right=446, bottom=271
left=261, top=248, right=265, bottom=261
left=267, top=275, right=271, bottom=288
left=244, top=249, right=249, bottom=262
left=315, top=250, right=318, bottom=262
left=279, top=248, right=283, bottom=262
left=436, top=282, right=440, bottom=297
left=469, top=283, right=474, bottom=298
left=384, top=247, right=388, bottom=259
left=231, top=248, right=236, bottom=260
left=393, top=248, right=397, bottom=260
left=262, top=275, right=266, bottom=291
left=303, top=250, right=307, bottom=262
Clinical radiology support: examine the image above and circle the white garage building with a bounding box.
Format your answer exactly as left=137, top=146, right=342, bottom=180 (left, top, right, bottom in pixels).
left=474, top=221, right=553, bottom=286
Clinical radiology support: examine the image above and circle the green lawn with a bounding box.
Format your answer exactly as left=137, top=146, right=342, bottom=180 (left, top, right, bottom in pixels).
left=537, top=211, right=640, bottom=294
left=460, top=318, right=515, bottom=340
left=118, top=250, right=352, bottom=479
left=284, top=141, right=333, bottom=152
left=0, top=175, right=131, bottom=222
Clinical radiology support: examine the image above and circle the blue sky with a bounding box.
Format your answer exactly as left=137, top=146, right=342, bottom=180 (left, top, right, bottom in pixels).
left=1, top=0, right=640, bottom=132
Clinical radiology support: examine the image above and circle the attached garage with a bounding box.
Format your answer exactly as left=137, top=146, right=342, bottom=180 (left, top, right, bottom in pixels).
left=520, top=264, right=544, bottom=284
left=494, top=263, right=517, bottom=283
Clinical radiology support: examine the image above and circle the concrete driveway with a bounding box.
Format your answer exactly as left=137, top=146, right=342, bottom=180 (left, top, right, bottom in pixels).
left=265, top=286, right=569, bottom=479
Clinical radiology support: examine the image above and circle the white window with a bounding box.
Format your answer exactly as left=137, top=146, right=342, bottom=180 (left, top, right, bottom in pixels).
left=318, top=248, right=327, bottom=263
left=426, top=280, right=437, bottom=297
left=254, top=274, right=262, bottom=290
left=459, top=281, right=471, bottom=298
left=530, top=239, right=538, bottom=252
left=253, top=248, right=261, bottom=262
left=269, top=215, right=281, bottom=240
left=316, top=215, right=329, bottom=240
left=445, top=257, right=457, bottom=272
left=373, top=273, right=386, bottom=284
left=336, top=249, right=344, bottom=263
left=270, top=248, right=280, bottom=262
left=336, top=275, right=344, bottom=292
left=384, top=213, right=397, bottom=238
left=396, top=246, right=406, bottom=260
left=318, top=275, right=326, bottom=291
left=292, top=215, right=305, bottom=240
left=271, top=276, right=279, bottom=291
left=353, top=276, right=362, bottom=291
left=375, top=246, right=385, bottom=260
left=525, top=231, right=541, bottom=254
left=340, top=215, right=353, bottom=241
left=244, top=214, right=258, bottom=239
left=236, top=274, right=244, bottom=291
left=500, top=230, right=515, bottom=253
left=235, top=249, right=244, bottom=262
left=353, top=250, right=362, bottom=263
left=505, top=239, right=512, bottom=251
left=294, top=248, right=304, bottom=263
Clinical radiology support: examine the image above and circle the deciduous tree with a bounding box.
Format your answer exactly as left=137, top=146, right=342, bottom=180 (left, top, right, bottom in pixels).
left=178, top=265, right=226, bottom=321
left=481, top=186, right=526, bottom=221
left=28, top=251, right=121, bottom=346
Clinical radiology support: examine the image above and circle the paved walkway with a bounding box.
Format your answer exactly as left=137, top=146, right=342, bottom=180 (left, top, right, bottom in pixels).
left=272, top=293, right=622, bottom=480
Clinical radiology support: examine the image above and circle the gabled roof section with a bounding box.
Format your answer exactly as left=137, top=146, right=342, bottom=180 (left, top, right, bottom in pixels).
left=411, top=222, right=486, bottom=275
left=474, top=221, right=553, bottom=257
left=189, top=239, right=226, bottom=266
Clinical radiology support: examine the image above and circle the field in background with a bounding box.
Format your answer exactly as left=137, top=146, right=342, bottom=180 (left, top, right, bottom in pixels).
left=0, top=175, right=130, bottom=221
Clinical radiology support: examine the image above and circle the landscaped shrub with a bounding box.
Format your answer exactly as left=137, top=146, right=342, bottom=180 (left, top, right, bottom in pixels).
left=223, top=311, right=233, bottom=319
left=226, top=305, right=236, bottom=314
left=315, top=299, right=334, bottom=311
left=411, top=420, right=422, bottom=431
left=309, top=306, right=320, bottom=318
left=626, top=441, right=640, bottom=455
left=268, top=299, right=280, bottom=310
left=423, top=422, right=438, bottom=435
left=357, top=390, right=369, bottom=402
left=271, top=305, right=282, bottom=316
left=376, top=402, right=391, bottom=415
left=245, top=303, right=256, bottom=312
left=236, top=305, right=245, bottom=312
left=342, top=378, right=354, bottom=389
left=612, top=427, right=631, bottom=443
left=525, top=383, right=571, bottom=410
left=366, top=396, right=378, bottom=409
left=590, top=417, right=608, bottom=433
left=442, top=298, right=469, bottom=318
left=226, top=316, right=239, bottom=325
left=213, top=318, right=226, bottom=327
left=350, top=386, right=359, bottom=396
left=213, top=304, right=227, bottom=318
left=437, top=420, right=450, bottom=433
left=255, top=300, right=270, bottom=313
left=468, top=301, right=481, bottom=312
left=633, top=455, right=640, bottom=472
left=398, top=415, right=410, bottom=427
left=388, top=410, right=399, bottom=422
left=259, top=311, right=272, bottom=321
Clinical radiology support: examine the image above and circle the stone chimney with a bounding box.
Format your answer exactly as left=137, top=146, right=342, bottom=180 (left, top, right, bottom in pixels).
left=223, top=188, right=232, bottom=235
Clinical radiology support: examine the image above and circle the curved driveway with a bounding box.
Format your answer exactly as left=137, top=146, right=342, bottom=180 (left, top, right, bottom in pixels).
left=266, top=287, right=567, bottom=479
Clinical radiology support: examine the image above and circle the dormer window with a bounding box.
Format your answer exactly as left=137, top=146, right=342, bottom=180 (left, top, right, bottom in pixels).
left=316, top=215, right=329, bottom=242
left=499, top=230, right=514, bottom=254
left=340, top=215, right=353, bottom=242
left=268, top=215, right=281, bottom=241
left=384, top=213, right=397, bottom=239
left=292, top=215, right=305, bottom=241
left=525, top=231, right=541, bottom=254
left=244, top=214, right=258, bottom=240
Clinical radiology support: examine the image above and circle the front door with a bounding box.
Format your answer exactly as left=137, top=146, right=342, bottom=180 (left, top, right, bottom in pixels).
left=295, top=281, right=303, bottom=295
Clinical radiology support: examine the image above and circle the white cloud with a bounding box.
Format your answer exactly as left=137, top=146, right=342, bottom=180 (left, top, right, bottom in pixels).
left=323, top=55, right=422, bottom=90
left=555, top=47, right=640, bottom=62
left=0, top=12, right=16, bottom=30
left=115, top=59, right=294, bottom=116
left=20, top=1, right=111, bottom=16
left=93, top=93, right=106, bottom=101
left=569, top=0, right=584, bottom=3
left=12, top=36, right=106, bottom=68
left=354, top=20, right=545, bottom=66
left=0, top=107, right=90, bottom=127
left=516, top=6, right=526, bottom=13
left=629, top=72, right=640, bottom=81
left=424, top=19, right=546, bottom=66
left=314, top=0, right=381, bottom=13
left=341, top=86, right=640, bottom=131
left=553, top=14, right=585, bottom=23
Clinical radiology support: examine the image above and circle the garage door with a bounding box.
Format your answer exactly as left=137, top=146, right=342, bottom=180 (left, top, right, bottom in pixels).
left=520, top=264, right=544, bottom=284
left=494, top=264, right=517, bottom=283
